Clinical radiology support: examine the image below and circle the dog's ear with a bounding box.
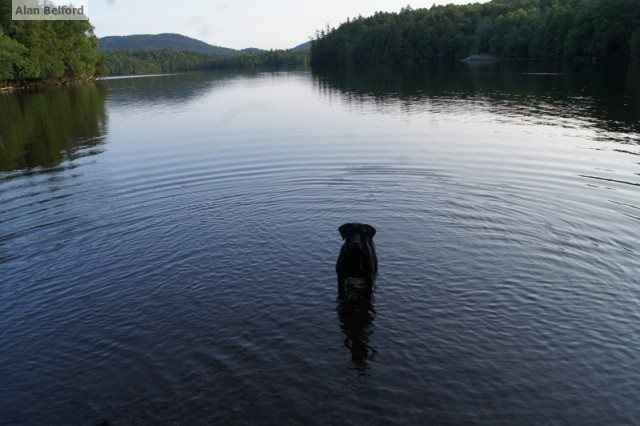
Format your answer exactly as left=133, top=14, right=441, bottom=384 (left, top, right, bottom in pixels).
left=364, top=224, right=376, bottom=238
left=338, top=223, right=351, bottom=240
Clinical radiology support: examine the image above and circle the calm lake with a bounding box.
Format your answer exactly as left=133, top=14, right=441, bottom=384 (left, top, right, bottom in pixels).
left=1, top=63, right=639, bottom=424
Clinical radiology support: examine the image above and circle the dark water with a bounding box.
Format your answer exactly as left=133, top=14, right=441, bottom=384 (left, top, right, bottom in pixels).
left=1, top=63, right=639, bottom=424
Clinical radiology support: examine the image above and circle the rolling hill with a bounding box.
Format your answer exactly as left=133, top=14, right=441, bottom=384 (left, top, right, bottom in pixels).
left=99, top=33, right=247, bottom=55
left=99, top=33, right=310, bottom=55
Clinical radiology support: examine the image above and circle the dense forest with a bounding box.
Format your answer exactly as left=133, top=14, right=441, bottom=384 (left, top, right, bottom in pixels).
left=0, top=0, right=105, bottom=85
left=0, top=4, right=309, bottom=83
left=99, top=33, right=310, bottom=75
left=103, top=49, right=310, bottom=75
left=311, top=0, right=640, bottom=63
left=4, top=0, right=638, bottom=83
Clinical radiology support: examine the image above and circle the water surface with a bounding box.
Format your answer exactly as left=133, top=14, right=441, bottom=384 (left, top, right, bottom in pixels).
left=1, top=63, right=639, bottom=424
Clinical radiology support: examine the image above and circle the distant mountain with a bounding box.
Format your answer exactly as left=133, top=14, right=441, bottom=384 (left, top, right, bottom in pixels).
left=292, top=41, right=311, bottom=52
left=99, top=33, right=241, bottom=56
left=99, top=33, right=310, bottom=55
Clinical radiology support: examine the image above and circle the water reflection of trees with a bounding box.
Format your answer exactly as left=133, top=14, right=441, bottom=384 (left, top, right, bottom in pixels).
left=102, top=70, right=262, bottom=110
left=312, top=62, right=640, bottom=144
left=337, top=289, right=377, bottom=373
left=0, top=83, right=109, bottom=172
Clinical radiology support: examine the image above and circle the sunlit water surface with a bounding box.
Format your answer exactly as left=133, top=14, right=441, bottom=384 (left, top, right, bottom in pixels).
left=1, top=64, right=639, bottom=424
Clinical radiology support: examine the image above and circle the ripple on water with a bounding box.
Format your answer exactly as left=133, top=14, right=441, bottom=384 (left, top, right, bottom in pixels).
left=1, top=69, right=640, bottom=424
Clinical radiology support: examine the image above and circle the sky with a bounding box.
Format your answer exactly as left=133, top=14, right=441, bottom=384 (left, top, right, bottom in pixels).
left=89, top=0, right=489, bottom=50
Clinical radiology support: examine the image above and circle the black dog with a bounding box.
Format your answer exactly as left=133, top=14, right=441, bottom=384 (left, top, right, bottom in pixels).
left=336, top=223, right=378, bottom=296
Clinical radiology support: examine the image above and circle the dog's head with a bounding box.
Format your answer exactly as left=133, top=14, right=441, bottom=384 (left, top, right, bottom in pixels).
left=339, top=223, right=376, bottom=256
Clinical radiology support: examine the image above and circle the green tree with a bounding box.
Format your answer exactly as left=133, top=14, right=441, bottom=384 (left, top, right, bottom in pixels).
left=310, top=0, right=640, bottom=64
left=0, top=0, right=104, bottom=83
left=0, top=28, right=27, bottom=81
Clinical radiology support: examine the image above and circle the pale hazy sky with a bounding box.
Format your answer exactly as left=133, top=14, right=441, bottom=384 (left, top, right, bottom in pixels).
left=89, top=0, right=489, bottom=50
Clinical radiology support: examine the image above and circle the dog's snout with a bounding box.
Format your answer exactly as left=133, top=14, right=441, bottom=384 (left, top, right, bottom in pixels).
left=349, top=235, right=363, bottom=251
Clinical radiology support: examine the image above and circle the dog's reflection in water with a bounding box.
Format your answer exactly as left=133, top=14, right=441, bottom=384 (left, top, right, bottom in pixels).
left=336, top=278, right=377, bottom=369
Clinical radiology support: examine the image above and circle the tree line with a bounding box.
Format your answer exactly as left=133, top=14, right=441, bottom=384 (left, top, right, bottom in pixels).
left=310, top=0, right=640, bottom=64
left=1, top=0, right=308, bottom=83
left=0, top=0, right=105, bottom=84
left=103, top=49, right=310, bottom=76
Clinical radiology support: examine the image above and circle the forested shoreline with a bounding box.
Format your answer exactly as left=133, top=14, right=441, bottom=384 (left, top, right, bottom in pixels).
left=311, top=0, right=640, bottom=64
left=103, top=49, right=310, bottom=76
left=0, top=0, right=105, bottom=87
left=0, top=1, right=307, bottom=84
left=3, top=0, right=639, bottom=86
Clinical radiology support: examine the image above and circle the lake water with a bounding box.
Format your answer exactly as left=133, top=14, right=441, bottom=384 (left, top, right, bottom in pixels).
left=1, top=63, right=639, bottom=424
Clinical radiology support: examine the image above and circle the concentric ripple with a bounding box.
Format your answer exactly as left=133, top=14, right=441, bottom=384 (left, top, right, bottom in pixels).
left=1, top=67, right=639, bottom=424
